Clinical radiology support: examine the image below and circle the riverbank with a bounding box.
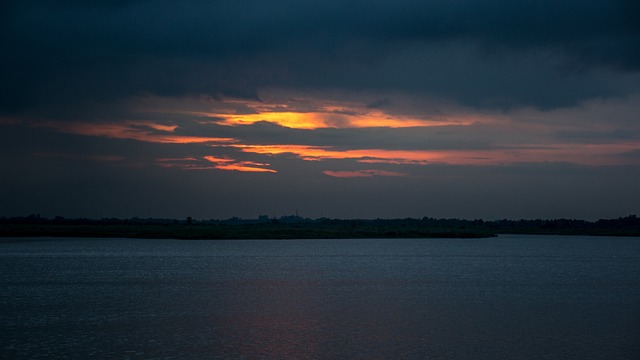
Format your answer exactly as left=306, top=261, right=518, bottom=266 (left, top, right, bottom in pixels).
left=2, top=215, right=638, bottom=239
left=0, top=222, right=494, bottom=239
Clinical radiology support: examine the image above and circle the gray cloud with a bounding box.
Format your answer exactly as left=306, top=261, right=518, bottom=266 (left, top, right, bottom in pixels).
left=2, top=0, right=639, bottom=118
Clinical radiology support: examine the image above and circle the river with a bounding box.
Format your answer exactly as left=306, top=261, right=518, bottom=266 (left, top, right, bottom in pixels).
left=1, top=235, right=639, bottom=359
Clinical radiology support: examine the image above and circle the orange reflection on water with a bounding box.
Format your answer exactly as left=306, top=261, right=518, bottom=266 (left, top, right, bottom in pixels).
left=217, top=279, right=326, bottom=359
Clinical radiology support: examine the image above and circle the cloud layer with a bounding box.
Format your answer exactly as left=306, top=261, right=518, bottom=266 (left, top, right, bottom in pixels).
left=1, top=0, right=639, bottom=219
left=3, top=0, right=640, bottom=117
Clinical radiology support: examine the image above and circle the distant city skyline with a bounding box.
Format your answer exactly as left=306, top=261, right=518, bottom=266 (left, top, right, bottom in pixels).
left=1, top=1, right=639, bottom=220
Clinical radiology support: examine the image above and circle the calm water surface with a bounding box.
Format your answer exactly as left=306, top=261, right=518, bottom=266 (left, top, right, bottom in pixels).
left=1, top=235, right=639, bottom=359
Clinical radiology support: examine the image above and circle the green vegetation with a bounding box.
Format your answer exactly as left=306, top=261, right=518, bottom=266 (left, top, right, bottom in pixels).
left=1, top=215, right=638, bottom=239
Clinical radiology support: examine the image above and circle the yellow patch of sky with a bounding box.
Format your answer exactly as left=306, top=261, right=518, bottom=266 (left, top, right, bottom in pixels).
left=155, top=96, right=481, bottom=130
left=211, top=110, right=470, bottom=129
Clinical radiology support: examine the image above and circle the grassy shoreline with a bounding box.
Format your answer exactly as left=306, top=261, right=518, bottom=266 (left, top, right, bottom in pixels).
left=2, top=215, right=638, bottom=239
left=0, top=223, right=495, bottom=240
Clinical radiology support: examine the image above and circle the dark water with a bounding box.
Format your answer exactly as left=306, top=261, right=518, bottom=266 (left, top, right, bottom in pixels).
left=1, top=235, right=639, bottom=359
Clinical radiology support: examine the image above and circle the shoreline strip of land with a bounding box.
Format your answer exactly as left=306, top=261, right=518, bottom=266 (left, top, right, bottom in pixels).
left=1, top=215, right=639, bottom=239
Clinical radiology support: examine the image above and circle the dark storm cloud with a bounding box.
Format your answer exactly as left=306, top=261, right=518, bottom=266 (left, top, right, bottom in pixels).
left=2, top=0, right=639, bottom=118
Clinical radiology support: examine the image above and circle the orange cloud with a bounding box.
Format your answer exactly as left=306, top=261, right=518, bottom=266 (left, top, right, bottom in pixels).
left=213, top=162, right=277, bottom=173
left=212, top=110, right=460, bottom=129
left=233, top=144, right=458, bottom=165
left=128, top=121, right=178, bottom=132
left=156, top=157, right=219, bottom=170
left=156, top=156, right=276, bottom=172
left=204, top=155, right=276, bottom=173
left=232, top=142, right=640, bottom=167
left=36, top=121, right=237, bottom=144
left=216, top=112, right=327, bottom=129
left=29, top=95, right=640, bottom=170
left=203, top=155, right=234, bottom=163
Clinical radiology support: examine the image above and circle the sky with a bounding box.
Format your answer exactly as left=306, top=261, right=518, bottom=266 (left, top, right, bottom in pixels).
left=1, top=0, right=639, bottom=220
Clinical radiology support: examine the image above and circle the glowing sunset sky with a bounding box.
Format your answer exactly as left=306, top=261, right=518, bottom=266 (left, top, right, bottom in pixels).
left=1, top=0, right=639, bottom=220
